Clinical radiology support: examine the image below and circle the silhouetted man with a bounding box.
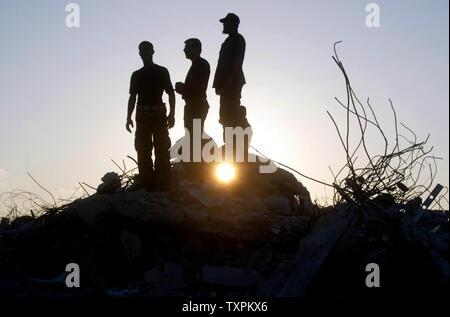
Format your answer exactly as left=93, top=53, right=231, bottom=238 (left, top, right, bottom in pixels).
left=213, top=13, right=251, bottom=162
left=175, top=38, right=210, bottom=163
left=126, top=41, right=175, bottom=190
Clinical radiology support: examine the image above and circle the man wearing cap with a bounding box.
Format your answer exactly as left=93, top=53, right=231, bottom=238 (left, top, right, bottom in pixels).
left=126, top=41, right=175, bottom=190
left=213, top=13, right=251, bottom=162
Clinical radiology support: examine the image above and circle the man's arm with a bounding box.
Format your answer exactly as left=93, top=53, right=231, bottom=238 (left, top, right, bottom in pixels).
left=126, top=94, right=136, bottom=133
left=167, top=89, right=175, bottom=128
left=126, top=72, right=137, bottom=133
left=213, top=50, right=224, bottom=95
left=226, top=36, right=245, bottom=89
left=164, top=69, right=176, bottom=129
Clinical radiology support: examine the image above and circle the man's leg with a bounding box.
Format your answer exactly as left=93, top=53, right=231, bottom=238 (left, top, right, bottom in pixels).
left=152, top=113, right=172, bottom=188
left=189, top=100, right=209, bottom=162
left=198, top=100, right=209, bottom=136
left=220, top=91, right=241, bottom=162
left=238, top=106, right=252, bottom=163
left=134, top=112, right=154, bottom=186
left=184, top=104, right=194, bottom=163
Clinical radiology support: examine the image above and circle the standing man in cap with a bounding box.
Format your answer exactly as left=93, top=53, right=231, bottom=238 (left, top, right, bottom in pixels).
left=126, top=41, right=175, bottom=190
left=213, top=13, right=251, bottom=163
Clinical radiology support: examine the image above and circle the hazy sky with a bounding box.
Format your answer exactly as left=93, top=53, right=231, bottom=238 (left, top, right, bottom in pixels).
left=0, top=0, right=448, bottom=214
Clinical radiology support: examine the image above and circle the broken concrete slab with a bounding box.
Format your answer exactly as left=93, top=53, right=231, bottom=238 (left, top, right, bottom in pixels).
left=277, top=209, right=354, bottom=296
left=160, top=262, right=185, bottom=293
left=120, top=230, right=142, bottom=264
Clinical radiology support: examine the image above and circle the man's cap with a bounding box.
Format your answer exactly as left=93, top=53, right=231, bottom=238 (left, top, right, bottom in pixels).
left=219, top=13, right=240, bottom=23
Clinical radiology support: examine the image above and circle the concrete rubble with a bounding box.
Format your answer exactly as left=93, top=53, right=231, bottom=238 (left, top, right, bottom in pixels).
left=0, top=162, right=448, bottom=297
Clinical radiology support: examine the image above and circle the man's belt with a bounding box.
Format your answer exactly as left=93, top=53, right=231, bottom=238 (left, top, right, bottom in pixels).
left=137, top=103, right=166, bottom=112
left=184, top=98, right=209, bottom=107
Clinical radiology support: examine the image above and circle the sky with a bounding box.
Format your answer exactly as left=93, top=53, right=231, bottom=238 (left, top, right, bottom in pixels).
left=0, top=0, right=448, bottom=214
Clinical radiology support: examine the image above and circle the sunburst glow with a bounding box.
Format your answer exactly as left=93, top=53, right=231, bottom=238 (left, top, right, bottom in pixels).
left=216, top=163, right=235, bottom=182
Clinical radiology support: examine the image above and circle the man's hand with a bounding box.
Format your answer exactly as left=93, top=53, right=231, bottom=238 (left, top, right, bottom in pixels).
left=167, top=113, right=175, bottom=129
left=175, top=82, right=184, bottom=94
left=126, top=118, right=134, bottom=133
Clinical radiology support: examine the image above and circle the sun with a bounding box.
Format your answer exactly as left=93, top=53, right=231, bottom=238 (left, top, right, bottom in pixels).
left=216, top=163, right=235, bottom=182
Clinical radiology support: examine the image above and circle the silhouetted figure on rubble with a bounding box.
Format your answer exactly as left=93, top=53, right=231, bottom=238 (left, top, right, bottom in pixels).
left=126, top=41, right=175, bottom=190
left=213, top=13, right=252, bottom=163
left=175, top=38, right=210, bottom=165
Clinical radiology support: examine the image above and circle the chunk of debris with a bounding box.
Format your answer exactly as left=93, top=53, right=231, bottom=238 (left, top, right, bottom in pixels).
left=201, top=266, right=261, bottom=287
left=0, top=161, right=446, bottom=298
left=144, top=265, right=162, bottom=283
left=97, top=172, right=121, bottom=194
left=264, top=195, right=292, bottom=214
left=120, top=230, right=142, bottom=264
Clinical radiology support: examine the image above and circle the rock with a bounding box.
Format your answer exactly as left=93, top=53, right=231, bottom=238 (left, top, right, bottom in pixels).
left=13, top=220, right=41, bottom=233
left=0, top=223, right=8, bottom=233
left=289, top=216, right=308, bottom=234
left=97, top=172, right=121, bottom=194
left=258, top=260, right=296, bottom=297
left=120, top=230, right=142, bottom=264
left=185, top=180, right=237, bottom=208
left=29, top=272, right=66, bottom=285
left=271, top=224, right=281, bottom=235
left=1, top=217, right=10, bottom=226
left=10, top=215, right=33, bottom=228
left=161, top=262, right=185, bottom=293
left=280, top=218, right=291, bottom=233
left=405, top=197, right=422, bottom=215
left=264, top=195, right=292, bottom=214
left=243, top=194, right=269, bottom=213
left=70, top=194, right=114, bottom=225
left=144, top=265, right=162, bottom=283
left=380, top=206, right=400, bottom=219
left=267, top=168, right=311, bottom=201
left=201, top=266, right=261, bottom=287
left=373, top=193, right=396, bottom=207
left=195, top=290, right=217, bottom=297
left=101, top=172, right=120, bottom=184
left=187, top=186, right=222, bottom=208
left=0, top=257, right=34, bottom=296
left=247, top=244, right=272, bottom=267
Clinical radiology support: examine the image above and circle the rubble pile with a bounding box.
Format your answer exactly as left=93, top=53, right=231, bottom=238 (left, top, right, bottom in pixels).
left=0, top=162, right=448, bottom=297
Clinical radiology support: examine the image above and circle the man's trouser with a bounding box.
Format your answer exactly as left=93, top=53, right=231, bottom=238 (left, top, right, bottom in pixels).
left=219, top=87, right=251, bottom=163
left=134, top=106, right=171, bottom=184
left=219, top=88, right=242, bottom=130
left=184, top=99, right=209, bottom=163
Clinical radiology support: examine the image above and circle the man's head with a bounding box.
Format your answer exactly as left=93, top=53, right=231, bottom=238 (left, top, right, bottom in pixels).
left=219, top=13, right=240, bottom=34
left=138, top=41, right=154, bottom=63
left=183, top=38, right=202, bottom=60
